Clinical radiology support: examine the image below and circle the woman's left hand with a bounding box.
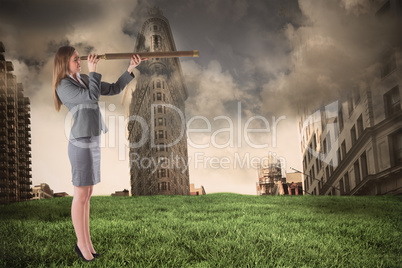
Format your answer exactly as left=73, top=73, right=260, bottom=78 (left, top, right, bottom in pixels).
left=127, top=54, right=148, bottom=74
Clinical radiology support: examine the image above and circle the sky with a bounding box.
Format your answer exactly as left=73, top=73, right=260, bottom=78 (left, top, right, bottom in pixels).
left=0, top=0, right=394, bottom=196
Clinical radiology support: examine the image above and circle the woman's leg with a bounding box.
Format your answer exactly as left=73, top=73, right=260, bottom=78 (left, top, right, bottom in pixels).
left=72, top=185, right=94, bottom=261
left=84, top=185, right=97, bottom=254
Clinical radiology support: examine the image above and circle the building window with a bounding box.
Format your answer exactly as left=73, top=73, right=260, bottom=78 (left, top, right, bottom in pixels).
left=348, top=96, right=354, bottom=115
left=157, top=92, right=161, bottom=101
left=161, top=169, right=166, bottom=177
left=158, top=118, right=163, bottom=126
left=351, top=125, right=357, bottom=146
left=344, top=172, right=350, bottom=194
left=325, top=166, right=329, bottom=181
left=339, top=178, right=344, bottom=195
left=153, top=25, right=158, bottom=31
left=361, top=152, right=368, bottom=179
left=157, top=105, right=162, bottom=113
left=312, top=166, right=315, bottom=181
left=316, top=159, right=319, bottom=174
left=357, top=115, right=363, bottom=138
left=354, top=88, right=361, bottom=105
left=389, top=130, right=402, bottom=167
left=354, top=160, right=361, bottom=185
left=341, top=141, right=346, bottom=160
left=338, top=107, right=344, bottom=133
left=323, top=139, right=327, bottom=155
left=327, top=132, right=331, bottom=152
left=152, top=35, right=162, bottom=50
left=157, top=80, right=161, bottom=88
left=337, top=149, right=341, bottom=166
left=384, top=86, right=400, bottom=117
left=160, top=182, right=167, bottom=191
left=158, top=130, right=164, bottom=139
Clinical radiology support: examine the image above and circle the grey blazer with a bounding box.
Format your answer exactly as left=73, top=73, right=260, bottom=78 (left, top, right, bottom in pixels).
left=56, top=71, right=134, bottom=140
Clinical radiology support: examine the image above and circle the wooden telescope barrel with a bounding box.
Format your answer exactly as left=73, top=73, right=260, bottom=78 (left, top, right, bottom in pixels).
left=79, top=50, right=199, bottom=60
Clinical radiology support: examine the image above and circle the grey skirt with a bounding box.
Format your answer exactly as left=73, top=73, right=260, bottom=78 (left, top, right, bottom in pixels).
left=68, top=135, right=101, bottom=187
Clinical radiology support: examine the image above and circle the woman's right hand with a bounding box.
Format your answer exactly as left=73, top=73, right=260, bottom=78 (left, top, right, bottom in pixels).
left=87, top=53, right=101, bottom=73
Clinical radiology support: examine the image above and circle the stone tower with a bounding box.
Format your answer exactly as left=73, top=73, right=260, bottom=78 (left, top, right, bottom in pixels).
left=128, top=7, right=190, bottom=196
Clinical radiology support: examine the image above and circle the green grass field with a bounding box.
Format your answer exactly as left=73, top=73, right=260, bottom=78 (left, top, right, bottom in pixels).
left=0, top=193, right=401, bottom=267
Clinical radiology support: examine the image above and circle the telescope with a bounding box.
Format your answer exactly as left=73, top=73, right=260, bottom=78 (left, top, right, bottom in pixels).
left=79, top=50, right=199, bottom=60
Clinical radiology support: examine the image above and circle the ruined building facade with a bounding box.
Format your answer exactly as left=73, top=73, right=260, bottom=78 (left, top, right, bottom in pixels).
left=128, top=8, right=190, bottom=195
left=256, top=159, right=284, bottom=195
left=299, top=1, right=402, bottom=195
left=0, top=42, right=32, bottom=204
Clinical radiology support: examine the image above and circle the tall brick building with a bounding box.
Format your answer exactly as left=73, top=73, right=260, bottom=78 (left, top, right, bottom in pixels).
left=128, top=8, right=190, bottom=196
left=0, top=42, right=32, bottom=204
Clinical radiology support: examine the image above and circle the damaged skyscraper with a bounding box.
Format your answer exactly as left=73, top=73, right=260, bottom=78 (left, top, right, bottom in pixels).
left=127, top=8, right=190, bottom=196
left=0, top=42, right=32, bottom=204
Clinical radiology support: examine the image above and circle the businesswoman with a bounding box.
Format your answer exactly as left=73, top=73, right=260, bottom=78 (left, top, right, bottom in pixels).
left=52, top=46, right=146, bottom=262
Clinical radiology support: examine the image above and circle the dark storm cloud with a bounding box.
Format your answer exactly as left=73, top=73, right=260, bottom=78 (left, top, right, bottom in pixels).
left=155, top=0, right=303, bottom=75
left=0, top=0, right=101, bottom=28
left=145, top=0, right=303, bottom=119
left=0, top=0, right=145, bottom=97
left=260, top=0, right=400, bottom=116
